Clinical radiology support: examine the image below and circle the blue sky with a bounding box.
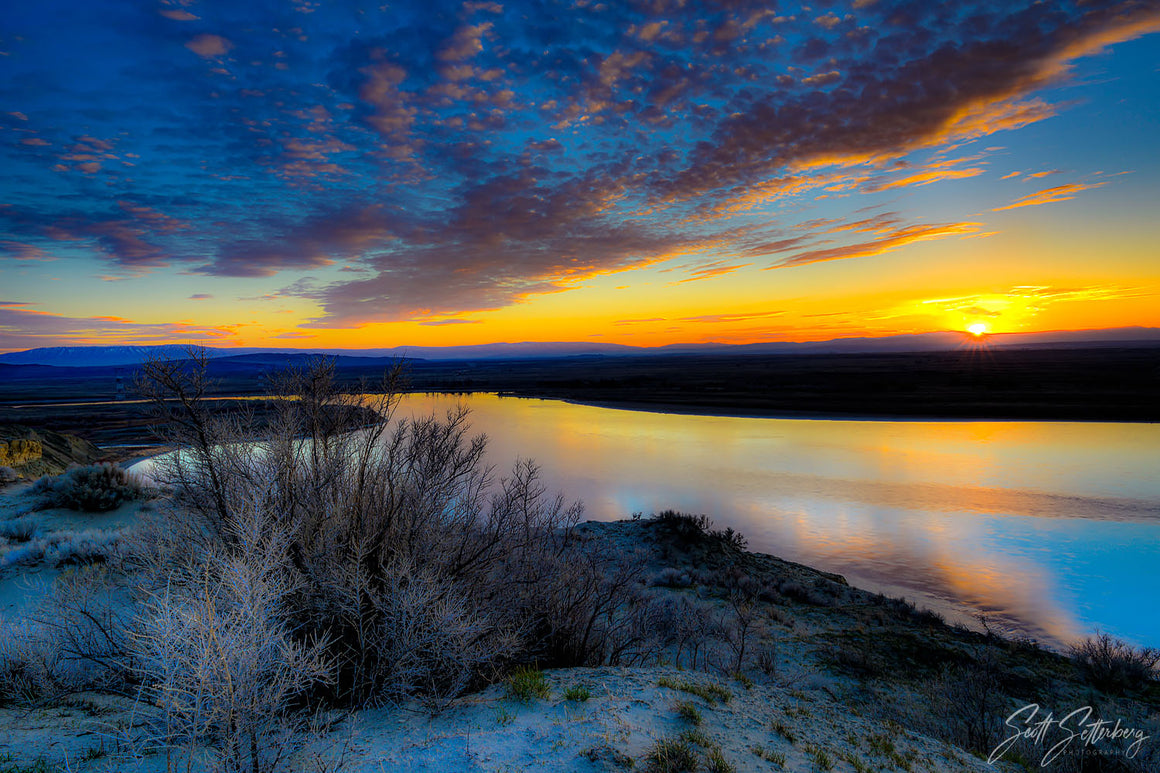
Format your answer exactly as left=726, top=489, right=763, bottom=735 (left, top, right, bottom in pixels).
left=2, top=0, right=1159, bottom=351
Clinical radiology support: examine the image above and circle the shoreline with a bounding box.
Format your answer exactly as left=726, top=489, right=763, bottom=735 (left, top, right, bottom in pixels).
left=540, top=394, right=1159, bottom=424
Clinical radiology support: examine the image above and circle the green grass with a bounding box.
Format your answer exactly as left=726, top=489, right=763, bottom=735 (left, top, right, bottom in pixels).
left=806, top=745, right=833, bottom=771
left=675, top=699, right=703, bottom=725
left=866, top=732, right=916, bottom=770
left=838, top=751, right=874, bottom=773
left=770, top=719, right=796, bottom=744
left=495, top=706, right=515, bottom=726
left=644, top=737, right=698, bottom=772
left=656, top=676, right=732, bottom=704
left=564, top=685, right=591, bottom=702
left=505, top=666, right=550, bottom=702
left=751, top=745, right=787, bottom=767
left=78, top=745, right=107, bottom=761
left=679, top=727, right=712, bottom=747
left=704, top=747, right=736, bottom=773
left=0, top=755, right=52, bottom=773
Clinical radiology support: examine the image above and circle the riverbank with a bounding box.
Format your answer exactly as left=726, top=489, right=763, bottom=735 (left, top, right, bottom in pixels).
left=2, top=478, right=1158, bottom=771
left=4, top=348, right=1160, bottom=441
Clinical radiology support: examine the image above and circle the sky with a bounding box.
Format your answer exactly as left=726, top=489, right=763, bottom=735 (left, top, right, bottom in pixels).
left=2, top=0, right=1159, bottom=353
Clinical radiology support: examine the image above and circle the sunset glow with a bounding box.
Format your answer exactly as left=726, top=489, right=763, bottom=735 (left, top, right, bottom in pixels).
left=2, top=1, right=1159, bottom=352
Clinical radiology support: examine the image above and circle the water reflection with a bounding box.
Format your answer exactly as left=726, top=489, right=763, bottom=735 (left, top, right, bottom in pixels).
left=131, top=393, right=1160, bottom=648
left=396, top=394, right=1160, bottom=648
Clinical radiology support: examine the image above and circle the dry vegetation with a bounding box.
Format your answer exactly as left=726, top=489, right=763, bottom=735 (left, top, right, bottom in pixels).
left=0, top=352, right=1158, bottom=772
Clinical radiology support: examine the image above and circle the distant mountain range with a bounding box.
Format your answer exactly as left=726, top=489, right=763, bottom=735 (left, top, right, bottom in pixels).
left=2, top=327, right=1159, bottom=367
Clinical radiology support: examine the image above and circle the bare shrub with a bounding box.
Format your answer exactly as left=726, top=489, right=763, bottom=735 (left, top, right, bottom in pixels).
left=718, top=574, right=764, bottom=674
left=652, top=510, right=746, bottom=551
left=31, top=462, right=144, bottom=512
left=755, top=644, right=777, bottom=678
left=655, top=510, right=712, bottom=539
left=46, top=528, right=128, bottom=567
left=375, top=563, right=506, bottom=710
left=31, top=565, right=134, bottom=691
left=913, top=649, right=1010, bottom=755
left=0, top=516, right=38, bottom=542
left=1, top=527, right=127, bottom=571
left=1071, top=632, right=1160, bottom=694
left=133, top=352, right=644, bottom=711
left=655, top=596, right=715, bottom=671
left=131, top=548, right=330, bottom=773
left=0, top=617, right=64, bottom=703
left=651, top=567, right=693, bottom=588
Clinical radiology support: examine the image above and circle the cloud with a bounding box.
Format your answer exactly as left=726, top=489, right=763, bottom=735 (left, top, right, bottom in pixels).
left=772, top=222, right=981, bottom=269
left=992, top=182, right=1106, bottom=211
left=419, top=318, right=482, bottom=326
left=189, top=293, right=213, bottom=300
left=920, top=285, right=1147, bottom=322
left=653, top=2, right=1160, bottom=203
left=160, top=9, right=199, bottom=22
left=866, top=166, right=986, bottom=192
left=3, top=0, right=1158, bottom=332
left=0, top=302, right=235, bottom=352
left=437, top=23, right=492, bottom=62
left=675, top=261, right=751, bottom=283
left=185, top=34, right=233, bottom=58
left=677, top=311, right=785, bottom=324
left=1, top=241, right=55, bottom=261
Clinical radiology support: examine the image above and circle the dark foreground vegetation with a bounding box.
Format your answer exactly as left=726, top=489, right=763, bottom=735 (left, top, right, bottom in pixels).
left=2, top=346, right=1159, bottom=450
left=1, top=355, right=1157, bottom=772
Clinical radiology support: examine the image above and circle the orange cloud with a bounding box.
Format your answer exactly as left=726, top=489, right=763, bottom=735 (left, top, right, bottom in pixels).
left=867, top=166, right=985, bottom=192
left=676, top=261, right=751, bottom=283
left=992, top=182, right=1105, bottom=211
left=771, top=222, right=980, bottom=269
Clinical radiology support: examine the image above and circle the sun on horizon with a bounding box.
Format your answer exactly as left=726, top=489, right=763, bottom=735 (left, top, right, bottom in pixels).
left=967, top=323, right=989, bottom=337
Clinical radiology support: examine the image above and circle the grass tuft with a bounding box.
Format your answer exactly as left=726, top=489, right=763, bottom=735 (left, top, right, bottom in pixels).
left=656, top=676, right=732, bottom=704
left=704, top=747, right=735, bottom=773
left=505, top=666, right=550, bottom=703
left=675, top=699, right=702, bottom=725
left=564, top=684, right=591, bottom=702
left=751, top=745, right=787, bottom=767
left=644, top=736, right=698, bottom=773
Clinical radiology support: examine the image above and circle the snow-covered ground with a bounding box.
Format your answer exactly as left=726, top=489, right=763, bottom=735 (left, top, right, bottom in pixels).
left=0, top=665, right=993, bottom=772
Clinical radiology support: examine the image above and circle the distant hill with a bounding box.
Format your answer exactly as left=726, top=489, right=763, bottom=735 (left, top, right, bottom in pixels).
left=2, top=327, right=1158, bottom=367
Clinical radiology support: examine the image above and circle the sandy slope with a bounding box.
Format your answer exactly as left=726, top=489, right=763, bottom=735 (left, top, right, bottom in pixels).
left=3, top=485, right=1155, bottom=772
left=0, top=665, right=995, bottom=772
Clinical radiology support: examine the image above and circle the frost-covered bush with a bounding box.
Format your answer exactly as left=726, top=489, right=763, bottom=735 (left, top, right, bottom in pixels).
left=132, top=549, right=329, bottom=773
left=0, top=466, right=18, bottom=484
left=1071, top=632, right=1160, bottom=694
left=0, top=526, right=127, bottom=570
left=135, top=353, right=654, bottom=709
left=32, top=462, right=143, bottom=512
left=0, top=516, right=37, bottom=542
left=0, top=615, right=87, bottom=704
left=45, top=528, right=128, bottom=567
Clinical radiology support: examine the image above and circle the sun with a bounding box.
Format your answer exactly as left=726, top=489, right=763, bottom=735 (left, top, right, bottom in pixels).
left=967, top=322, right=988, bottom=337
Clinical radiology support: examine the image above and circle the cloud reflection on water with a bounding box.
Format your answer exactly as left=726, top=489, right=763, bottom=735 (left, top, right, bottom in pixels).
left=401, top=394, right=1160, bottom=647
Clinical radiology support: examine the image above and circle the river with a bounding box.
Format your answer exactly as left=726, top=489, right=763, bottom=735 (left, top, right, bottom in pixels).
left=136, top=392, right=1160, bottom=648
